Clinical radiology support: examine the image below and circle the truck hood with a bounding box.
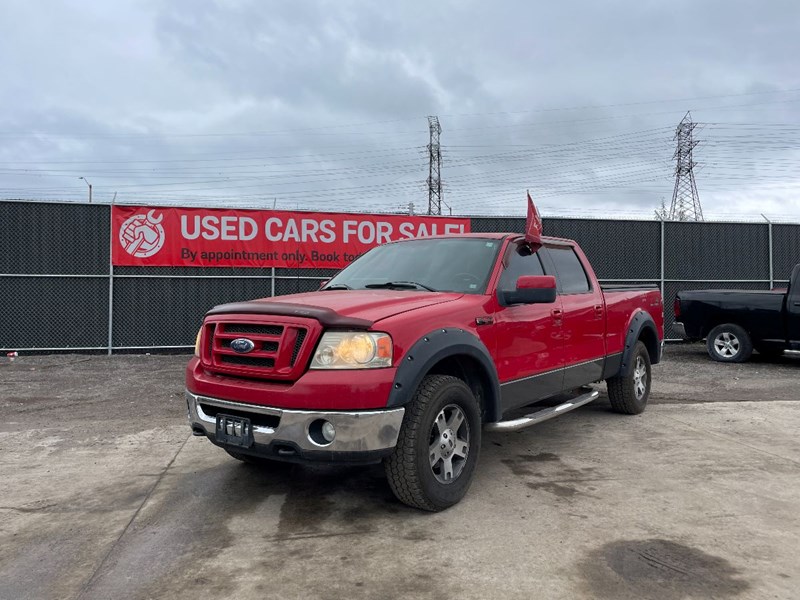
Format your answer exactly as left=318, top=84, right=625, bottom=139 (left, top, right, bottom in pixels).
left=206, top=290, right=465, bottom=327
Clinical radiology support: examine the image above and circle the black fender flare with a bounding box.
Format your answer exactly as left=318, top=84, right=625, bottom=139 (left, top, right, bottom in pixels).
left=618, top=310, right=661, bottom=377
left=386, top=328, right=502, bottom=422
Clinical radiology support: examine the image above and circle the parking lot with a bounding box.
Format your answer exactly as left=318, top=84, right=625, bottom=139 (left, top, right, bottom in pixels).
left=1, top=343, right=798, bottom=600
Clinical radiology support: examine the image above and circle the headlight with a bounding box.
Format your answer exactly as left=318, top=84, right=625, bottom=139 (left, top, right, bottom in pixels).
left=310, top=331, right=392, bottom=369
left=194, top=327, right=203, bottom=357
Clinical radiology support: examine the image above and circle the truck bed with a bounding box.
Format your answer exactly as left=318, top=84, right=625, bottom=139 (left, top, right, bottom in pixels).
left=603, top=287, right=664, bottom=357
left=677, top=289, right=786, bottom=342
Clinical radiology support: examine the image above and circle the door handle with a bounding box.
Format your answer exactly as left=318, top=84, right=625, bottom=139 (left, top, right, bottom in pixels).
left=594, top=304, right=604, bottom=315
left=551, top=308, right=563, bottom=323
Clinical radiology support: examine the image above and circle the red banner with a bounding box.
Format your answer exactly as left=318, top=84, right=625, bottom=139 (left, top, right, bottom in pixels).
left=112, top=205, right=471, bottom=268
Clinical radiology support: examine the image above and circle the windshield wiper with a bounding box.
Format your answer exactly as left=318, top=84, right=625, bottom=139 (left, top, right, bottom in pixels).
left=364, top=281, right=438, bottom=292
left=322, top=283, right=352, bottom=290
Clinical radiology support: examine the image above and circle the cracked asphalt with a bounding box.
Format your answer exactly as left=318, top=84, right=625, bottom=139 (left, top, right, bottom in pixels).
left=1, top=344, right=798, bottom=599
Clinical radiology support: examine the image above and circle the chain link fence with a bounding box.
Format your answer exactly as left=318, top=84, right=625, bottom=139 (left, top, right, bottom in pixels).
left=1, top=200, right=798, bottom=352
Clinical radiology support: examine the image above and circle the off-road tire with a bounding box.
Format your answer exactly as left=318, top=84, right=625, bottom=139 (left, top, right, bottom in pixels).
left=707, top=323, right=752, bottom=363
left=384, top=375, right=481, bottom=512
left=607, top=341, right=651, bottom=415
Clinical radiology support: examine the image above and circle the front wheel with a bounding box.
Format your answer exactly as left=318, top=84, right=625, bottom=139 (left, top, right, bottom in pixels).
left=707, top=323, right=752, bottom=363
left=606, top=341, right=651, bottom=415
left=384, top=375, right=481, bottom=512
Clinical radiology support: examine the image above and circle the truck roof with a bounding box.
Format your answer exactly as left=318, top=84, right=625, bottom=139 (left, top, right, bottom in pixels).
left=407, top=232, right=575, bottom=244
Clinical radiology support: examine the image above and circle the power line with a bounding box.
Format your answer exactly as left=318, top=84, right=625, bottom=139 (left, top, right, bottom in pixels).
left=3, top=87, right=799, bottom=138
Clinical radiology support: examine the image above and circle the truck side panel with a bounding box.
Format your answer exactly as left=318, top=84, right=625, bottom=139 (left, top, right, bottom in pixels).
left=679, top=291, right=785, bottom=343
left=604, top=289, right=664, bottom=358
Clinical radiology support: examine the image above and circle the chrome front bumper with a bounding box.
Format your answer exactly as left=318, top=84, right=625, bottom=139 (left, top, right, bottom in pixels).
left=186, top=390, right=405, bottom=456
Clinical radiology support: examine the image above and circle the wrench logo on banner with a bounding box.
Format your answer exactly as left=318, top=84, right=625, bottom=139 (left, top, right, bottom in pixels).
left=119, top=209, right=166, bottom=258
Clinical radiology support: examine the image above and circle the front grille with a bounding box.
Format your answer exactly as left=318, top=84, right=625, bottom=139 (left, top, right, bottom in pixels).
left=225, top=324, right=283, bottom=336
left=221, top=355, right=275, bottom=368
left=291, top=329, right=307, bottom=366
left=206, top=324, right=216, bottom=357
left=204, top=317, right=317, bottom=381
left=220, top=338, right=279, bottom=353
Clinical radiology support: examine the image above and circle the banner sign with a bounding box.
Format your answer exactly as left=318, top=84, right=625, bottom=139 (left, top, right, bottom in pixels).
left=112, top=205, right=471, bottom=268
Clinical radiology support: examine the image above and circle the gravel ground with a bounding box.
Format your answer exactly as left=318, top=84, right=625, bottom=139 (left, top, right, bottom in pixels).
left=1, top=343, right=798, bottom=600
left=652, top=343, right=800, bottom=403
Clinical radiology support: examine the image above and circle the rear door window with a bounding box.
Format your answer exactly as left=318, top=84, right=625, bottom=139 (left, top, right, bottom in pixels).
left=548, top=246, right=591, bottom=294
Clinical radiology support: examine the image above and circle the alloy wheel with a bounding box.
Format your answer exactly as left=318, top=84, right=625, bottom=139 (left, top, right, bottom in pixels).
left=428, top=404, right=470, bottom=484
left=633, top=355, right=648, bottom=400
left=714, top=332, right=740, bottom=358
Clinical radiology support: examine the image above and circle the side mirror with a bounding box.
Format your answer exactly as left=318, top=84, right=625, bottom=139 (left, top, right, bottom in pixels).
left=500, top=275, right=557, bottom=305
left=319, top=279, right=330, bottom=289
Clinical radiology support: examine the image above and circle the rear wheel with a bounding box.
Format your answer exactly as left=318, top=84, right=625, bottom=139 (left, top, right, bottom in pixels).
left=606, top=341, right=651, bottom=415
left=384, top=374, right=481, bottom=512
left=707, top=324, right=752, bottom=363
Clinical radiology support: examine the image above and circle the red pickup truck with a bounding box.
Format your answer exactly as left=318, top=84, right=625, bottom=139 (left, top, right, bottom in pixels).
left=186, top=233, right=663, bottom=511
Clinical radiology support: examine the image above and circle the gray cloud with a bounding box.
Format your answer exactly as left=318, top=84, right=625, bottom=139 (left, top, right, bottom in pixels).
left=0, top=0, right=798, bottom=219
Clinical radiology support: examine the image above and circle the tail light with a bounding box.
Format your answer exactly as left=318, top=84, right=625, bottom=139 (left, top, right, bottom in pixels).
left=673, top=297, right=681, bottom=319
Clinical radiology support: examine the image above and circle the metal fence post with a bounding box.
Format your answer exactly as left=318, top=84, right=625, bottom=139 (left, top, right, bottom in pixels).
left=271, top=267, right=276, bottom=297
left=660, top=218, right=666, bottom=300
left=107, top=202, right=115, bottom=355
left=762, top=215, right=774, bottom=289
left=765, top=217, right=775, bottom=289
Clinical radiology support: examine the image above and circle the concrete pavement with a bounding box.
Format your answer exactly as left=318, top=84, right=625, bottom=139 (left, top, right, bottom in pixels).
left=1, top=346, right=798, bottom=599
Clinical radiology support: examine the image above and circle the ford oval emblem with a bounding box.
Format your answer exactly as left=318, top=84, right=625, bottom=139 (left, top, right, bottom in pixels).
left=230, top=338, right=256, bottom=354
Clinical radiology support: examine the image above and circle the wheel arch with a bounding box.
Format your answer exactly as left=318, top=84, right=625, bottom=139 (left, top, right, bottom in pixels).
left=699, top=314, right=733, bottom=339
left=701, top=317, right=753, bottom=341
left=618, top=310, right=661, bottom=377
left=387, top=328, right=502, bottom=423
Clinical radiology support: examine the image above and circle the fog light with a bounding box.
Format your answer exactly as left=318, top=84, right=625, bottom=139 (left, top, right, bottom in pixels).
left=308, top=419, right=336, bottom=446
left=322, top=421, right=336, bottom=443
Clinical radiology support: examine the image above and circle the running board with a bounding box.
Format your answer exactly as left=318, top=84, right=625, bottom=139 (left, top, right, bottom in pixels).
left=484, top=390, right=600, bottom=433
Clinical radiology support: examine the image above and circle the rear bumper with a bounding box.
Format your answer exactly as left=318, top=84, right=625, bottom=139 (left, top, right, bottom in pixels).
left=186, top=390, right=404, bottom=464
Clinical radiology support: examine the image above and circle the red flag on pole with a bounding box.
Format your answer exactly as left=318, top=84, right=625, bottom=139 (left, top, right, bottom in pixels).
left=525, top=190, right=543, bottom=250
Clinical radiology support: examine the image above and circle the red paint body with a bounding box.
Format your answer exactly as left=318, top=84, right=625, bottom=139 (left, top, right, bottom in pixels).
left=186, top=234, right=663, bottom=414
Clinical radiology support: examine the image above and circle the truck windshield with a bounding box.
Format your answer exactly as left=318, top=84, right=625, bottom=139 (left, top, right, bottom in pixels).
left=324, top=238, right=501, bottom=294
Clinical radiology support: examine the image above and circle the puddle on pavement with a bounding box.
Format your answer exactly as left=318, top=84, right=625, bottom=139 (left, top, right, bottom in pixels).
left=582, top=539, right=750, bottom=599
left=501, top=452, right=599, bottom=499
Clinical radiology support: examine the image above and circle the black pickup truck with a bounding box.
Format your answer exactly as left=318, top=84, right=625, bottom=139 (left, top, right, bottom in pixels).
left=674, top=264, right=800, bottom=362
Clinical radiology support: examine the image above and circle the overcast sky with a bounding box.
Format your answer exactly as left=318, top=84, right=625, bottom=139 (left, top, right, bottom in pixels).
left=1, top=0, right=799, bottom=220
